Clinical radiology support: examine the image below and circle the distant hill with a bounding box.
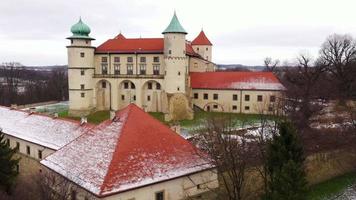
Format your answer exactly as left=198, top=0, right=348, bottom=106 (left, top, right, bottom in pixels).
left=217, top=64, right=266, bottom=72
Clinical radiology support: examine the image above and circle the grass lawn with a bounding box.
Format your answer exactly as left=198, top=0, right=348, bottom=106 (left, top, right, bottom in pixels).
left=307, top=171, right=356, bottom=200
left=58, top=110, right=110, bottom=124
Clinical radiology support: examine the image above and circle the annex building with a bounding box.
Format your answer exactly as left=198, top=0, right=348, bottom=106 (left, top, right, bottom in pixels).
left=67, top=12, right=285, bottom=121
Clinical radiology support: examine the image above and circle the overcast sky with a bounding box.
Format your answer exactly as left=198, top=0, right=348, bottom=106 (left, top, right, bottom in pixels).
left=1, top=0, right=356, bottom=66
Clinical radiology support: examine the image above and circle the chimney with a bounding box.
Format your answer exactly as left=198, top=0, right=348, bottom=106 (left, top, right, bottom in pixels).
left=80, top=117, right=87, bottom=125
left=170, top=124, right=181, bottom=134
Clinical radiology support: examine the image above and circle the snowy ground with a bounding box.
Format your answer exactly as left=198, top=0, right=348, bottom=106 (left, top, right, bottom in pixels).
left=328, top=185, right=356, bottom=200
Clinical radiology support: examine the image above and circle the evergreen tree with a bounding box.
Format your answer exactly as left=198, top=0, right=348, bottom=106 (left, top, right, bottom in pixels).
left=265, top=122, right=307, bottom=200
left=0, top=129, right=20, bottom=194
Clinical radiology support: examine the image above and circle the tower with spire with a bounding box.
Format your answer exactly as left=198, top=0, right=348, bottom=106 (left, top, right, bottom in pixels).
left=66, top=18, right=96, bottom=116
left=191, top=30, right=213, bottom=61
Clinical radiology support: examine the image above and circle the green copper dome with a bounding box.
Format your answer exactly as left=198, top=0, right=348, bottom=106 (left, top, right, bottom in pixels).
left=162, top=12, right=187, bottom=34
left=67, top=18, right=95, bottom=40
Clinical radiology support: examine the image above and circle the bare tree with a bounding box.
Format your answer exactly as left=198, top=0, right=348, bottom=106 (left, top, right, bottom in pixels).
left=318, top=34, right=356, bottom=101
left=264, top=57, right=280, bottom=73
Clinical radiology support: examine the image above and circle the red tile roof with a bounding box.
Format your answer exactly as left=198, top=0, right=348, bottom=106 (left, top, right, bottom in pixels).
left=190, top=72, right=286, bottom=91
left=191, top=31, right=212, bottom=46
left=41, top=104, right=212, bottom=197
left=95, top=35, right=201, bottom=57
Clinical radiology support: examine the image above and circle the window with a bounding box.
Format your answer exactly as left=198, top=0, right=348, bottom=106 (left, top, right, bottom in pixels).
left=124, top=82, right=129, bottom=89
left=178, top=71, right=181, bottom=76
left=213, top=94, right=218, bottom=100
left=245, top=95, right=250, bottom=101
left=270, top=95, right=276, bottom=102
left=114, top=56, right=120, bottom=63
left=147, top=95, right=151, bottom=101
left=114, top=64, right=120, bottom=75
left=127, top=64, right=133, bottom=75
left=155, top=191, right=164, bottom=200
left=80, top=84, right=85, bottom=90
left=85, top=40, right=89, bottom=44
left=177, top=87, right=180, bottom=91
left=127, top=57, right=133, bottom=63
left=71, top=190, right=77, bottom=200
left=16, top=142, right=20, bottom=150
left=197, top=47, right=199, bottom=51
left=140, top=57, right=146, bottom=63
left=156, top=83, right=161, bottom=90
left=213, top=105, right=218, bottom=109
left=121, top=95, right=125, bottom=100
left=148, top=82, right=152, bottom=89
left=80, top=52, right=85, bottom=57
left=232, top=105, right=237, bottom=110
left=204, top=93, right=208, bottom=100
left=101, top=64, right=108, bottom=75
left=38, top=150, right=42, bottom=159
left=133, top=95, right=136, bottom=101
left=101, top=57, right=108, bottom=63
left=80, top=69, right=85, bottom=76
left=70, top=39, right=73, bottom=44
left=26, top=146, right=30, bottom=155
left=168, top=50, right=172, bottom=54
left=81, top=93, right=85, bottom=98
left=194, top=93, right=198, bottom=99
left=268, top=106, right=273, bottom=112
left=153, top=56, right=160, bottom=62
left=257, top=95, right=263, bottom=102
left=140, top=64, right=146, bottom=75
left=102, top=82, right=106, bottom=89
left=245, top=106, right=250, bottom=110
left=131, top=82, right=135, bottom=89
left=16, top=164, right=19, bottom=173
left=153, top=64, right=160, bottom=75
left=233, top=94, right=238, bottom=101
left=206, top=47, right=208, bottom=51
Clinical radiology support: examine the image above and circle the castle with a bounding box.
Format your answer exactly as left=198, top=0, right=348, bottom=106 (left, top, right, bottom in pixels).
left=67, top=12, right=285, bottom=120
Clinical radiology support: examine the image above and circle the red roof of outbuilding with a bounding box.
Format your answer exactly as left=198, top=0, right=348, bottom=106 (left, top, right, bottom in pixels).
left=41, top=104, right=211, bottom=196
left=191, top=31, right=212, bottom=46
left=190, top=72, right=285, bottom=91
left=96, top=35, right=201, bottom=57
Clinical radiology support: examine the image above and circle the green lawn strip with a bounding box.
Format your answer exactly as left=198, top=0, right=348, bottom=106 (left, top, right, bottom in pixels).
left=58, top=110, right=109, bottom=124
left=307, top=171, right=356, bottom=200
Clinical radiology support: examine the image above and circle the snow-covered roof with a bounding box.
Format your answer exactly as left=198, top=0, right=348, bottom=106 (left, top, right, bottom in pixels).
left=41, top=104, right=212, bottom=197
left=0, top=106, right=93, bottom=150
left=190, top=72, right=286, bottom=91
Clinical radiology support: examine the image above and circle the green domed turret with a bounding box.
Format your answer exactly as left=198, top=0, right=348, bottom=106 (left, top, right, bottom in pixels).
left=67, top=18, right=95, bottom=40
left=162, top=12, right=187, bottom=34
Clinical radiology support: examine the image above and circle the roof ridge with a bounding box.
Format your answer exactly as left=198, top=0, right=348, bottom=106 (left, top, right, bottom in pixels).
left=99, top=105, right=133, bottom=195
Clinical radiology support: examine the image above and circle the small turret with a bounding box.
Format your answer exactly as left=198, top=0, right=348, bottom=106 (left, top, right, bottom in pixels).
left=191, top=30, right=212, bottom=61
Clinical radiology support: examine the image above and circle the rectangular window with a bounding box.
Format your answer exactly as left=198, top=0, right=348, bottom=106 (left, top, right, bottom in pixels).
left=80, top=84, right=85, bottom=90
left=131, top=82, right=135, bottom=89
left=101, top=64, right=108, bottom=75
left=213, top=94, right=218, bottom=100
left=232, top=105, right=237, bottom=110
left=80, top=52, right=85, bottom=58
left=16, top=164, right=19, bottom=173
left=140, top=57, right=146, bottom=63
left=127, top=57, right=133, bottom=63
left=124, top=82, right=129, bottom=89
left=101, top=57, right=108, bottom=63
left=16, top=142, right=20, bottom=150
left=114, top=64, right=120, bottom=75
left=140, top=64, right=146, bottom=75
left=168, top=50, right=172, bottom=55
left=26, top=146, right=30, bottom=155
left=147, top=95, right=151, bottom=101
left=81, top=93, right=85, bottom=98
left=156, top=83, right=161, bottom=90
left=133, top=95, right=136, bottom=101
left=153, top=64, right=160, bottom=75
left=148, top=82, right=152, bottom=90
left=121, top=95, right=125, bottom=100
left=38, top=150, right=42, bottom=159
left=127, top=64, right=133, bottom=75
left=80, top=69, right=85, bottom=75
left=204, top=93, right=208, bottom=100
left=233, top=94, right=238, bottom=101
left=114, top=56, right=120, bottom=63
left=270, top=95, right=276, bottom=102
left=257, top=95, right=263, bottom=102
left=155, top=191, right=164, bottom=200
left=194, top=93, right=198, bottom=99
left=245, top=95, right=250, bottom=101
left=213, top=105, right=218, bottom=109
left=102, top=82, right=106, bottom=89
left=153, top=56, right=160, bottom=62
left=245, top=106, right=250, bottom=110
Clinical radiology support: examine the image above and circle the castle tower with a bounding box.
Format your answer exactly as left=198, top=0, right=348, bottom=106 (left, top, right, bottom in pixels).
left=66, top=18, right=95, bottom=117
left=191, top=30, right=212, bottom=61
left=162, top=12, right=188, bottom=94
left=162, top=12, right=193, bottom=121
